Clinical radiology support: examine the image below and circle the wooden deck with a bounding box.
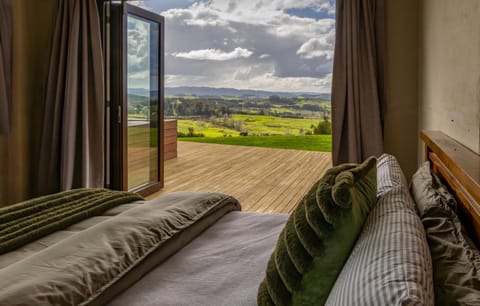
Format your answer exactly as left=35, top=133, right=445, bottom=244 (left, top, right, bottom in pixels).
left=147, top=142, right=332, bottom=213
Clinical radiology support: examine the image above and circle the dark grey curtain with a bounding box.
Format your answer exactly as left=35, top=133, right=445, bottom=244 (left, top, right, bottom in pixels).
left=331, top=0, right=385, bottom=165
left=38, top=0, right=104, bottom=195
left=0, top=0, right=12, bottom=135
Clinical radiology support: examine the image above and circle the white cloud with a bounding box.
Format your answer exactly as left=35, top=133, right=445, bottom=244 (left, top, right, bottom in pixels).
left=165, top=71, right=332, bottom=93
left=172, top=47, right=253, bottom=61
left=129, top=0, right=335, bottom=93
left=161, top=0, right=334, bottom=38
left=127, top=17, right=151, bottom=89
left=165, top=60, right=332, bottom=93
left=296, top=31, right=335, bottom=59
left=184, top=10, right=230, bottom=27
left=313, top=1, right=336, bottom=15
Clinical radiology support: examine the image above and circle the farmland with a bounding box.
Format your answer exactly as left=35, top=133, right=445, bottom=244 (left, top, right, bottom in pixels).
left=175, top=113, right=332, bottom=152
left=177, top=115, right=322, bottom=137
left=129, top=86, right=332, bottom=152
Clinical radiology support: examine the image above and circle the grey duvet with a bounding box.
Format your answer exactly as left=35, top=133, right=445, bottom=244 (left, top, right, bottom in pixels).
left=0, top=192, right=241, bottom=306
left=108, top=212, right=288, bottom=306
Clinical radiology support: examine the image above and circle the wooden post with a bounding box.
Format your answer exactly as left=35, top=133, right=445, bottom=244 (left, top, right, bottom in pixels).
left=164, top=119, right=177, bottom=160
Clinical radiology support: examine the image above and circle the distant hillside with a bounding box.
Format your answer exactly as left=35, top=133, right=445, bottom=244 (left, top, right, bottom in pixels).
left=128, top=86, right=330, bottom=100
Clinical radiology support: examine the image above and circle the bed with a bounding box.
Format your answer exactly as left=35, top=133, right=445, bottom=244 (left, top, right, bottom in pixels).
left=0, top=130, right=479, bottom=305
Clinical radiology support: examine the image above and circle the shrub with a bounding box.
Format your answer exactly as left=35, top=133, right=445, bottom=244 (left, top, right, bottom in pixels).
left=311, top=119, right=332, bottom=135
left=178, top=127, right=205, bottom=138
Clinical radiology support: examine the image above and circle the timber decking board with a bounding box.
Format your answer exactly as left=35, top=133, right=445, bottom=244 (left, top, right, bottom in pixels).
left=147, top=141, right=332, bottom=213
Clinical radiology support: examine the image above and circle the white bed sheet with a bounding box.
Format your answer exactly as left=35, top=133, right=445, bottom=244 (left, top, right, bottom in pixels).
left=108, top=211, right=288, bottom=306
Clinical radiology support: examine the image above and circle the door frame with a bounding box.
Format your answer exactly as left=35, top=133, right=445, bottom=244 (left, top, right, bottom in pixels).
left=108, top=1, right=165, bottom=196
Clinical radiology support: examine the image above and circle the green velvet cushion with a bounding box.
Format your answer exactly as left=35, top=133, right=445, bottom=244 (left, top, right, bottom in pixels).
left=258, top=157, right=377, bottom=306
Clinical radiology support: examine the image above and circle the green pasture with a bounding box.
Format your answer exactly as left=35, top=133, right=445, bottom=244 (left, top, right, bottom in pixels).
left=130, top=114, right=332, bottom=151
left=177, top=120, right=239, bottom=137
left=230, top=114, right=318, bottom=135
left=179, top=135, right=332, bottom=152
left=177, top=115, right=324, bottom=137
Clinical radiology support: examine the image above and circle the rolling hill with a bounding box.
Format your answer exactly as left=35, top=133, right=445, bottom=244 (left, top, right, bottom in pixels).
left=129, top=86, right=330, bottom=100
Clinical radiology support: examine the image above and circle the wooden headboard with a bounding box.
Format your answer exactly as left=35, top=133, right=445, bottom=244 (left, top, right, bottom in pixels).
left=421, top=131, right=480, bottom=247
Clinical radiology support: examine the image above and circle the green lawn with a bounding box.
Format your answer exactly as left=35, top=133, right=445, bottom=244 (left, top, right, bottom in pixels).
left=179, top=135, right=332, bottom=152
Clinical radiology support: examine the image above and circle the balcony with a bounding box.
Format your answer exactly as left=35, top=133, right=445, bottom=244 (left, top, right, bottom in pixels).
left=147, top=141, right=332, bottom=213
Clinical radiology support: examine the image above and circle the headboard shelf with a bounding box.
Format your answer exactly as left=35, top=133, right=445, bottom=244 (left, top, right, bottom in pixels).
left=421, top=130, right=480, bottom=246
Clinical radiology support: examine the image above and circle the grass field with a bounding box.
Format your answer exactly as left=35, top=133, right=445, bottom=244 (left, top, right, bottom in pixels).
left=176, top=114, right=332, bottom=151
left=177, top=120, right=239, bottom=137
left=130, top=114, right=332, bottom=152
left=177, top=114, right=324, bottom=137
left=269, top=100, right=331, bottom=117
left=232, top=114, right=318, bottom=135
left=179, top=135, right=332, bottom=152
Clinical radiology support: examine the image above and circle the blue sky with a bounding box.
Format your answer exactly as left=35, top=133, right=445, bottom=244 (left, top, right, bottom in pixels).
left=129, top=0, right=335, bottom=93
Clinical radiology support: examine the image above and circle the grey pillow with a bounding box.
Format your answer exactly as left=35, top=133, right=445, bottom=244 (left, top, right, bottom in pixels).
left=410, top=162, right=480, bottom=306
left=410, top=161, right=438, bottom=217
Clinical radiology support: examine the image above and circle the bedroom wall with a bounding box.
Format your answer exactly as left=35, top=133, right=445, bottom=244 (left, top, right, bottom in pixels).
left=0, top=0, right=57, bottom=206
left=418, top=0, right=480, bottom=157
left=384, top=0, right=420, bottom=178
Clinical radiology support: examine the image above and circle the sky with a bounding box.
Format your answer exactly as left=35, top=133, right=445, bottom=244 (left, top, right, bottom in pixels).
left=128, top=0, right=335, bottom=93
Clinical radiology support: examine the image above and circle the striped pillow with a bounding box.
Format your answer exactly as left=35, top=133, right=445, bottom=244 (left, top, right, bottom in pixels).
left=377, top=154, right=409, bottom=198
left=326, top=160, right=434, bottom=305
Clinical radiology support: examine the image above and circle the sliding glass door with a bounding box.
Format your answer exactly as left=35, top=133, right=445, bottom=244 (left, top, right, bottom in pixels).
left=109, top=3, right=164, bottom=195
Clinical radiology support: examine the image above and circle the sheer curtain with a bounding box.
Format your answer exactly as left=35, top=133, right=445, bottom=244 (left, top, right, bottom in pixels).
left=331, top=0, right=385, bottom=165
left=0, top=0, right=12, bottom=135
left=38, top=0, right=104, bottom=195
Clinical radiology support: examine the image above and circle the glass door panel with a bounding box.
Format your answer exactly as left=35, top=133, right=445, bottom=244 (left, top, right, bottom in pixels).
left=126, top=15, right=159, bottom=190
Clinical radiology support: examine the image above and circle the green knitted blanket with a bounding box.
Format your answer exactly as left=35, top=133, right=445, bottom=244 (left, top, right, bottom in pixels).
left=0, top=188, right=143, bottom=254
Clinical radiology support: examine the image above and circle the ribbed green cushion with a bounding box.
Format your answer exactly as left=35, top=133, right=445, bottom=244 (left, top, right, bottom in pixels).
left=258, top=157, right=377, bottom=306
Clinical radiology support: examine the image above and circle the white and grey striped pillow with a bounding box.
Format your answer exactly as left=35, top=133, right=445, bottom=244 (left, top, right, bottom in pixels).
left=325, top=156, right=434, bottom=306
left=377, top=153, right=409, bottom=198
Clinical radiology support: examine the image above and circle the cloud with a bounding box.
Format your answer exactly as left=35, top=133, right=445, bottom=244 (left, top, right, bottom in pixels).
left=160, top=0, right=334, bottom=38
left=296, top=31, right=335, bottom=59
left=172, top=47, right=253, bottom=61
left=165, top=71, right=333, bottom=93
left=129, top=0, right=335, bottom=93
left=127, top=17, right=151, bottom=88
left=314, top=1, right=336, bottom=15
